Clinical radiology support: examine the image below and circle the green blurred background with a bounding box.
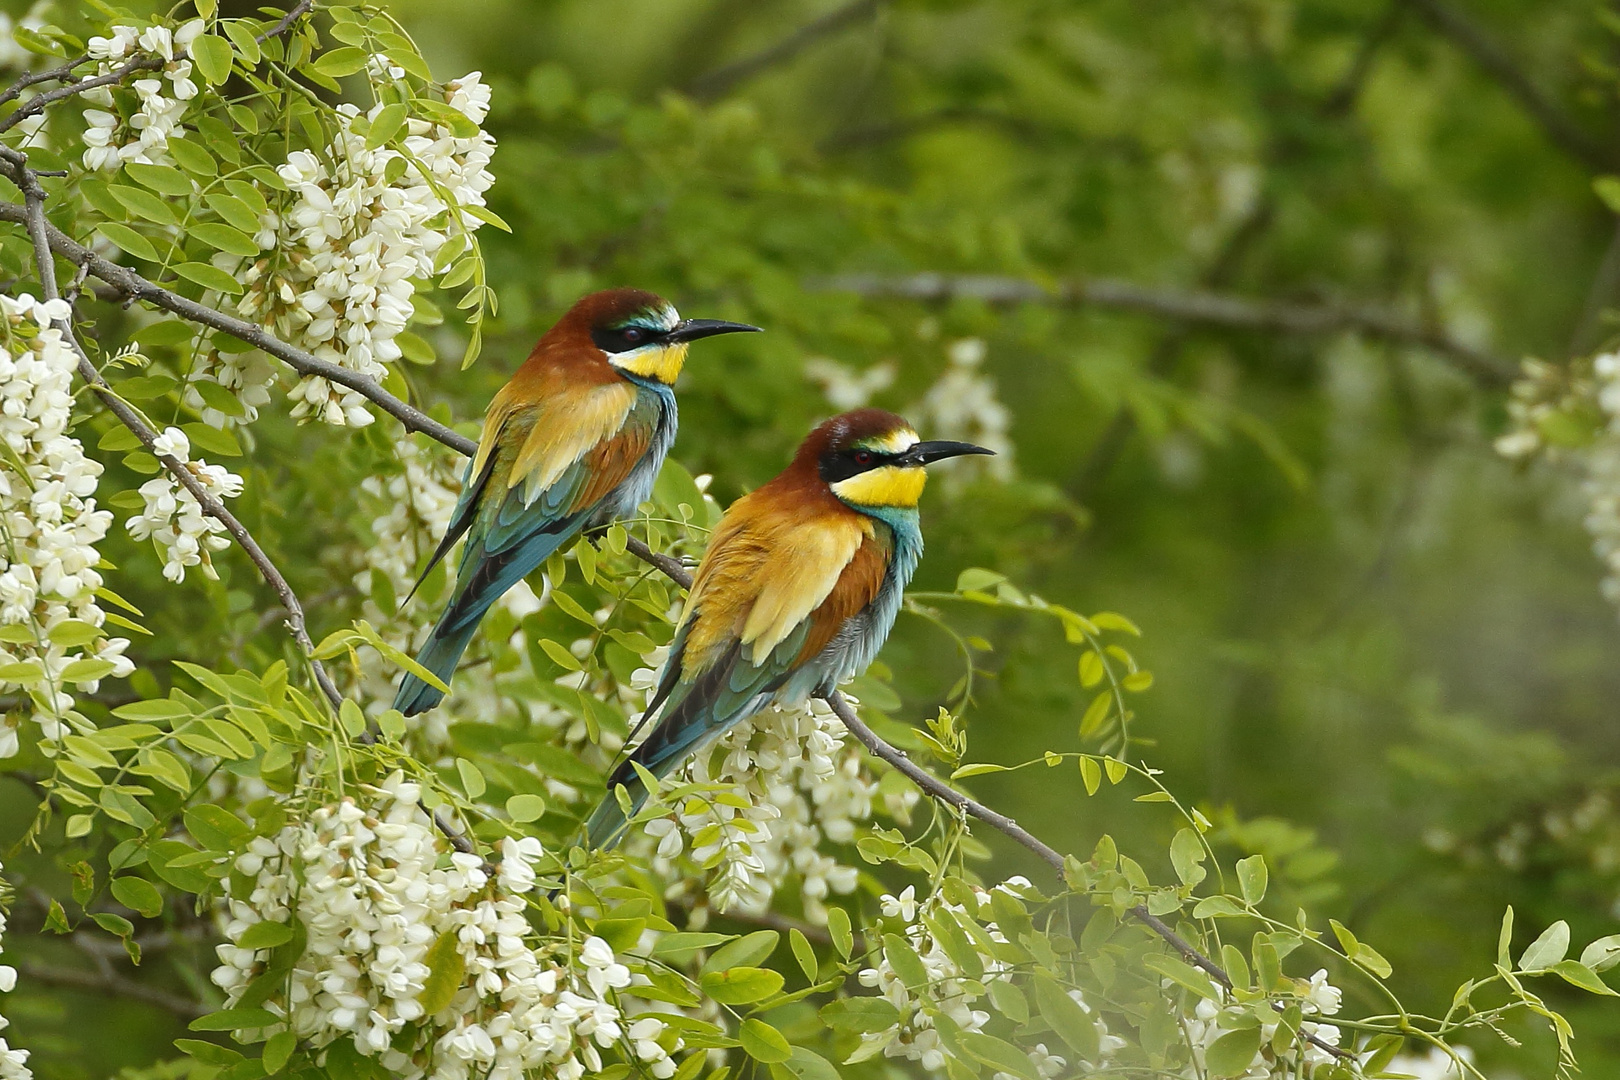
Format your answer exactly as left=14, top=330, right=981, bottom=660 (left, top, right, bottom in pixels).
left=380, top=0, right=1620, bottom=1070
left=10, top=0, right=1620, bottom=1075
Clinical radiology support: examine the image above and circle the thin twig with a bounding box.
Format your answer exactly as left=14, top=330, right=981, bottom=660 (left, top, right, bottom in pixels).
left=686, top=0, right=882, bottom=101
left=0, top=200, right=477, bottom=457
left=1402, top=0, right=1616, bottom=173
left=0, top=0, right=313, bottom=136
left=0, top=53, right=90, bottom=110
left=815, top=272, right=1516, bottom=387
left=17, top=959, right=209, bottom=1019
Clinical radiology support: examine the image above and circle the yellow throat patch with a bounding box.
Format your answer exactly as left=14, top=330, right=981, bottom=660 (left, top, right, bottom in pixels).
left=831, top=464, right=927, bottom=508
left=609, top=342, right=689, bottom=385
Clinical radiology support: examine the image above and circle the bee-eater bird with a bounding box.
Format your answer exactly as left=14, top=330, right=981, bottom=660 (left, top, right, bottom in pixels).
left=584, top=407, right=992, bottom=848
left=392, top=288, right=760, bottom=717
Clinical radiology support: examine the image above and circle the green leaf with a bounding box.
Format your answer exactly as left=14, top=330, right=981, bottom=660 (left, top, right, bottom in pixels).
left=1034, top=975, right=1099, bottom=1059
left=506, top=793, right=546, bottom=822
left=367, top=102, right=409, bottom=148
left=48, top=620, right=104, bottom=647
left=184, top=804, right=248, bottom=851
left=1236, top=854, right=1267, bottom=906
left=702, top=930, right=779, bottom=975
left=1581, top=934, right=1620, bottom=973
left=591, top=918, right=645, bottom=953
left=203, top=193, right=261, bottom=233
left=190, top=222, right=260, bottom=257
left=820, top=996, right=900, bottom=1033
left=1520, top=920, right=1571, bottom=971
left=700, top=967, right=784, bottom=1004
left=312, top=46, right=370, bottom=78
left=124, top=163, right=192, bottom=196
left=189, top=1007, right=280, bottom=1032
left=1090, top=611, right=1142, bottom=634
left=108, top=184, right=177, bottom=225
left=950, top=762, right=1008, bottom=778
left=1171, top=827, right=1206, bottom=887
left=1079, top=691, right=1111, bottom=737
left=651, top=932, right=733, bottom=964
left=110, top=875, right=163, bottom=918
left=181, top=422, right=242, bottom=457
left=172, top=261, right=246, bottom=296
left=777, top=1047, right=840, bottom=1080
left=456, top=757, right=485, bottom=799
left=237, top=921, right=296, bottom=950
left=955, top=567, right=1006, bottom=594
left=1551, top=959, right=1619, bottom=996
left=1498, top=907, right=1515, bottom=970
left=789, top=928, right=817, bottom=983
left=1079, top=755, right=1102, bottom=794
left=221, top=20, right=261, bottom=66
left=739, top=1018, right=792, bottom=1063
left=1205, top=1027, right=1263, bottom=1078
left=958, top=1031, right=1040, bottom=1080
left=1596, top=176, right=1620, bottom=215
left=97, top=223, right=160, bottom=263
left=827, top=907, right=853, bottom=959
left=418, top=931, right=467, bottom=1015
left=262, top=1030, right=296, bottom=1073
left=190, top=33, right=233, bottom=84
left=1141, top=953, right=1218, bottom=1000
left=882, top=934, right=929, bottom=989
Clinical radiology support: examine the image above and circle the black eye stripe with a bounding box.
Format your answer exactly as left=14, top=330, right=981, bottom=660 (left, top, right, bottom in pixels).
left=591, top=324, right=663, bottom=354
left=820, top=446, right=894, bottom=483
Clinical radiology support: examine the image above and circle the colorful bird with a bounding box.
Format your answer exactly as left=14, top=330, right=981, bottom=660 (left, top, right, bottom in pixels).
left=585, top=407, right=991, bottom=848
left=393, top=288, right=760, bottom=717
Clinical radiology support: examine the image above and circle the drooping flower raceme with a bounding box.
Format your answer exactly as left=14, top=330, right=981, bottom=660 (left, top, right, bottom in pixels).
left=125, top=427, right=244, bottom=584
left=213, top=773, right=678, bottom=1080
left=0, top=862, right=32, bottom=1080
left=911, top=338, right=1014, bottom=487
left=80, top=21, right=203, bottom=171
left=0, top=295, right=131, bottom=758
left=239, top=70, right=495, bottom=427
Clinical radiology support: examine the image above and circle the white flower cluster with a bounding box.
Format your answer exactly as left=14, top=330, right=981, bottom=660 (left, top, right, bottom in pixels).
left=184, top=349, right=277, bottom=429
left=911, top=338, right=1014, bottom=487
left=1494, top=354, right=1620, bottom=613
left=0, top=863, right=31, bottom=1080
left=855, top=878, right=1123, bottom=1072
left=125, top=427, right=244, bottom=584
left=239, top=70, right=495, bottom=427
left=0, top=296, right=131, bottom=759
left=350, top=433, right=542, bottom=744
left=628, top=674, right=872, bottom=916
left=213, top=773, right=678, bottom=1080
left=80, top=21, right=203, bottom=172
left=1180, top=969, right=1342, bottom=1078
left=804, top=356, right=896, bottom=410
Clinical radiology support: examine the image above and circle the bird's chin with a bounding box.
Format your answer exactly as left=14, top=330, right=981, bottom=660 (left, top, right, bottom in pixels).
left=609, top=343, right=688, bottom=384
left=830, top=464, right=927, bottom=509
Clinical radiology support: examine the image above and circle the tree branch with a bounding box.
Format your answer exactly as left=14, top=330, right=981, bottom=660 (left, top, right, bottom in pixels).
left=0, top=201, right=477, bottom=458
left=685, top=0, right=882, bottom=101
left=816, top=271, right=1516, bottom=387
left=1403, top=0, right=1616, bottom=172
left=16, top=959, right=208, bottom=1019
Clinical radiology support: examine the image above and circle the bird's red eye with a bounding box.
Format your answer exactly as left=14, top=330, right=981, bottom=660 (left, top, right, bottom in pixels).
left=854, top=450, right=873, bottom=466
left=623, top=328, right=643, bottom=344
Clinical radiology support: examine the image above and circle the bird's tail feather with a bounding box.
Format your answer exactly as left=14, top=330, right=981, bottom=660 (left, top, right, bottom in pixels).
left=392, top=616, right=482, bottom=717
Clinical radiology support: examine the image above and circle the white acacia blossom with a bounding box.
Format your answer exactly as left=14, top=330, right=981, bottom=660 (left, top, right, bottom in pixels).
left=80, top=21, right=203, bottom=171
left=239, top=69, right=495, bottom=427
left=213, top=773, right=678, bottom=1080
left=0, top=295, right=131, bottom=759
left=0, top=863, right=31, bottom=1080
left=911, top=338, right=1014, bottom=486
left=125, top=427, right=244, bottom=584
left=855, top=878, right=1123, bottom=1073
left=1497, top=352, right=1620, bottom=612
left=627, top=671, right=874, bottom=916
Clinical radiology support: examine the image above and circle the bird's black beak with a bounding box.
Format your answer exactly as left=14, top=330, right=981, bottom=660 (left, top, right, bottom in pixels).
left=664, top=319, right=762, bottom=343
left=903, top=440, right=996, bottom=466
